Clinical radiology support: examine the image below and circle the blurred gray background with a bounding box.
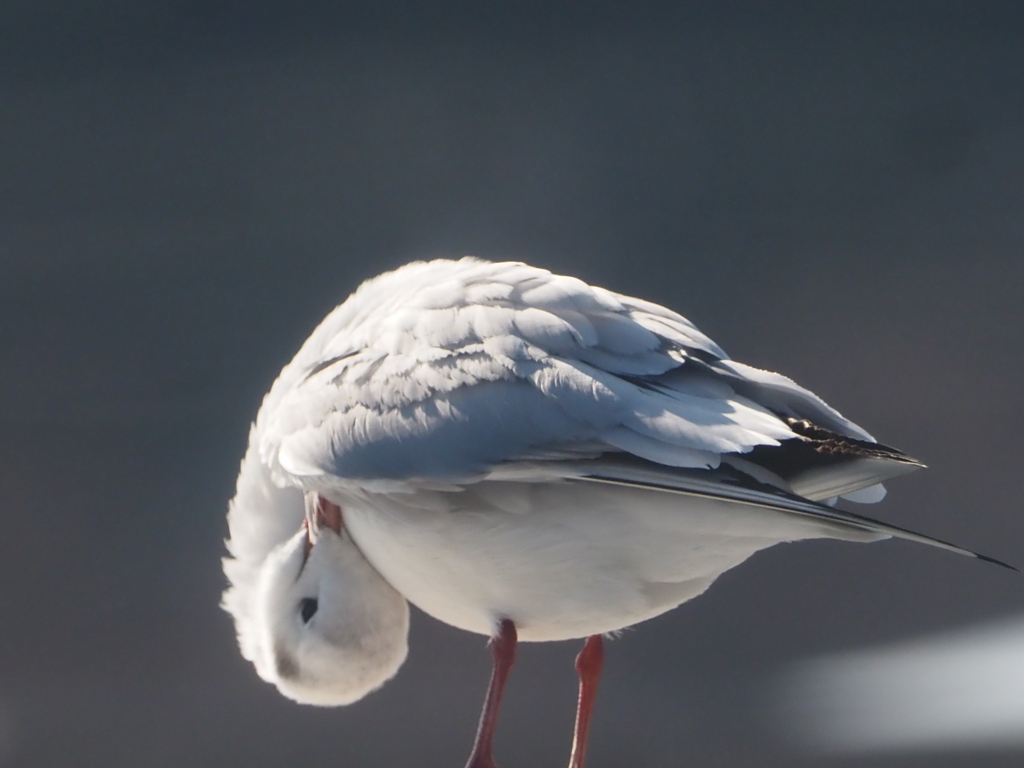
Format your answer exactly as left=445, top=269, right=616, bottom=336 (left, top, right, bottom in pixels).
left=1, top=2, right=1023, bottom=766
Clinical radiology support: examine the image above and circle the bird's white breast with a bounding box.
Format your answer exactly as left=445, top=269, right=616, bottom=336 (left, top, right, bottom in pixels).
left=337, top=479, right=870, bottom=642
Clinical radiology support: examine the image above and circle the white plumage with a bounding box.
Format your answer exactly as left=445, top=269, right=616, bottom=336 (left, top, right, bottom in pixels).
left=221, top=257, right=974, bottom=724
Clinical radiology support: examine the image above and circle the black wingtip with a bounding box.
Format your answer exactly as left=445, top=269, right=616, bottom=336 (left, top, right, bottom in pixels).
left=974, top=552, right=1019, bottom=572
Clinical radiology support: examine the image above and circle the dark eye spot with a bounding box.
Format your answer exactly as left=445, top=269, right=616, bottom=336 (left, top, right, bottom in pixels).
left=299, top=597, right=318, bottom=624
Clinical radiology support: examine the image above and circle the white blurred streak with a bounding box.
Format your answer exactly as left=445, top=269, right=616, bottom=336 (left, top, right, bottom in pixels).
left=776, top=616, right=1024, bottom=752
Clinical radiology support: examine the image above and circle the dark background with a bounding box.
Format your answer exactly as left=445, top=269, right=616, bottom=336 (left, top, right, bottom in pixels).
left=1, top=2, right=1023, bottom=766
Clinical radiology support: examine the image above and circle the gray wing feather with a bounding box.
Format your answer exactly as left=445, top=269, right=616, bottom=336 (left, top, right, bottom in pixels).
left=257, top=259, right=905, bottom=498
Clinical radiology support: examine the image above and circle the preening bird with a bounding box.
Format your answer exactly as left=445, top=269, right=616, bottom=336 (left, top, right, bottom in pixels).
left=222, top=257, right=997, bottom=768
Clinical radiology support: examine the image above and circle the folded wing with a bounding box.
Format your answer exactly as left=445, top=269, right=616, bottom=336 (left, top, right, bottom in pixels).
left=257, top=259, right=918, bottom=506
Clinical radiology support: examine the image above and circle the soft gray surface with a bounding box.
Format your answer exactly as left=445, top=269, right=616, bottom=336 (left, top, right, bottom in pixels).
left=1, top=3, right=1023, bottom=766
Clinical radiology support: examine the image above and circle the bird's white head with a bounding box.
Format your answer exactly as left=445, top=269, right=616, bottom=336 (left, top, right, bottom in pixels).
left=253, top=498, right=410, bottom=706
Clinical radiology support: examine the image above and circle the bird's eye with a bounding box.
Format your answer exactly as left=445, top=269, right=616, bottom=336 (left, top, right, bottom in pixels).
left=299, top=597, right=318, bottom=624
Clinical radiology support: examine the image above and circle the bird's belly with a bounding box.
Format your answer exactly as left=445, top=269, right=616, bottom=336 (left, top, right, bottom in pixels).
left=339, top=480, right=834, bottom=642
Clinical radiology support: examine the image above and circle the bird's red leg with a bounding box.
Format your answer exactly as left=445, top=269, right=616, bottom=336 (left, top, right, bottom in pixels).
left=464, top=619, right=518, bottom=768
left=568, top=634, right=604, bottom=768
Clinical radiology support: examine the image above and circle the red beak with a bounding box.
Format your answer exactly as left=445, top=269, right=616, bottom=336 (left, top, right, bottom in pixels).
left=302, top=495, right=344, bottom=564
left=314, top=496, right=343, bottom=535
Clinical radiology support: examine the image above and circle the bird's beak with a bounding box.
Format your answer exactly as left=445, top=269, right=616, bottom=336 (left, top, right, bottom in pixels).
left=302, top=493, right=344, bottom=565
left=299, top=495, right=344, bottom=569
left=299, top=499, right=344, bottom=573
left=315, top=497, right=343, bottom=535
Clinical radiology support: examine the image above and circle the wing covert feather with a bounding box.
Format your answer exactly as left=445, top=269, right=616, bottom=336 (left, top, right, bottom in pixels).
left=256, top=259, right=881, bottom=489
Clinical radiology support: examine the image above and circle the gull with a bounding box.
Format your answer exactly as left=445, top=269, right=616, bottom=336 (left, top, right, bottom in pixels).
left=221, top=257, right=998, bottom=768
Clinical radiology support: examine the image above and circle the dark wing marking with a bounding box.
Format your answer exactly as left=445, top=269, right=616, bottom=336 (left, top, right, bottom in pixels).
left=740, top=417, right=925, bottom=500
